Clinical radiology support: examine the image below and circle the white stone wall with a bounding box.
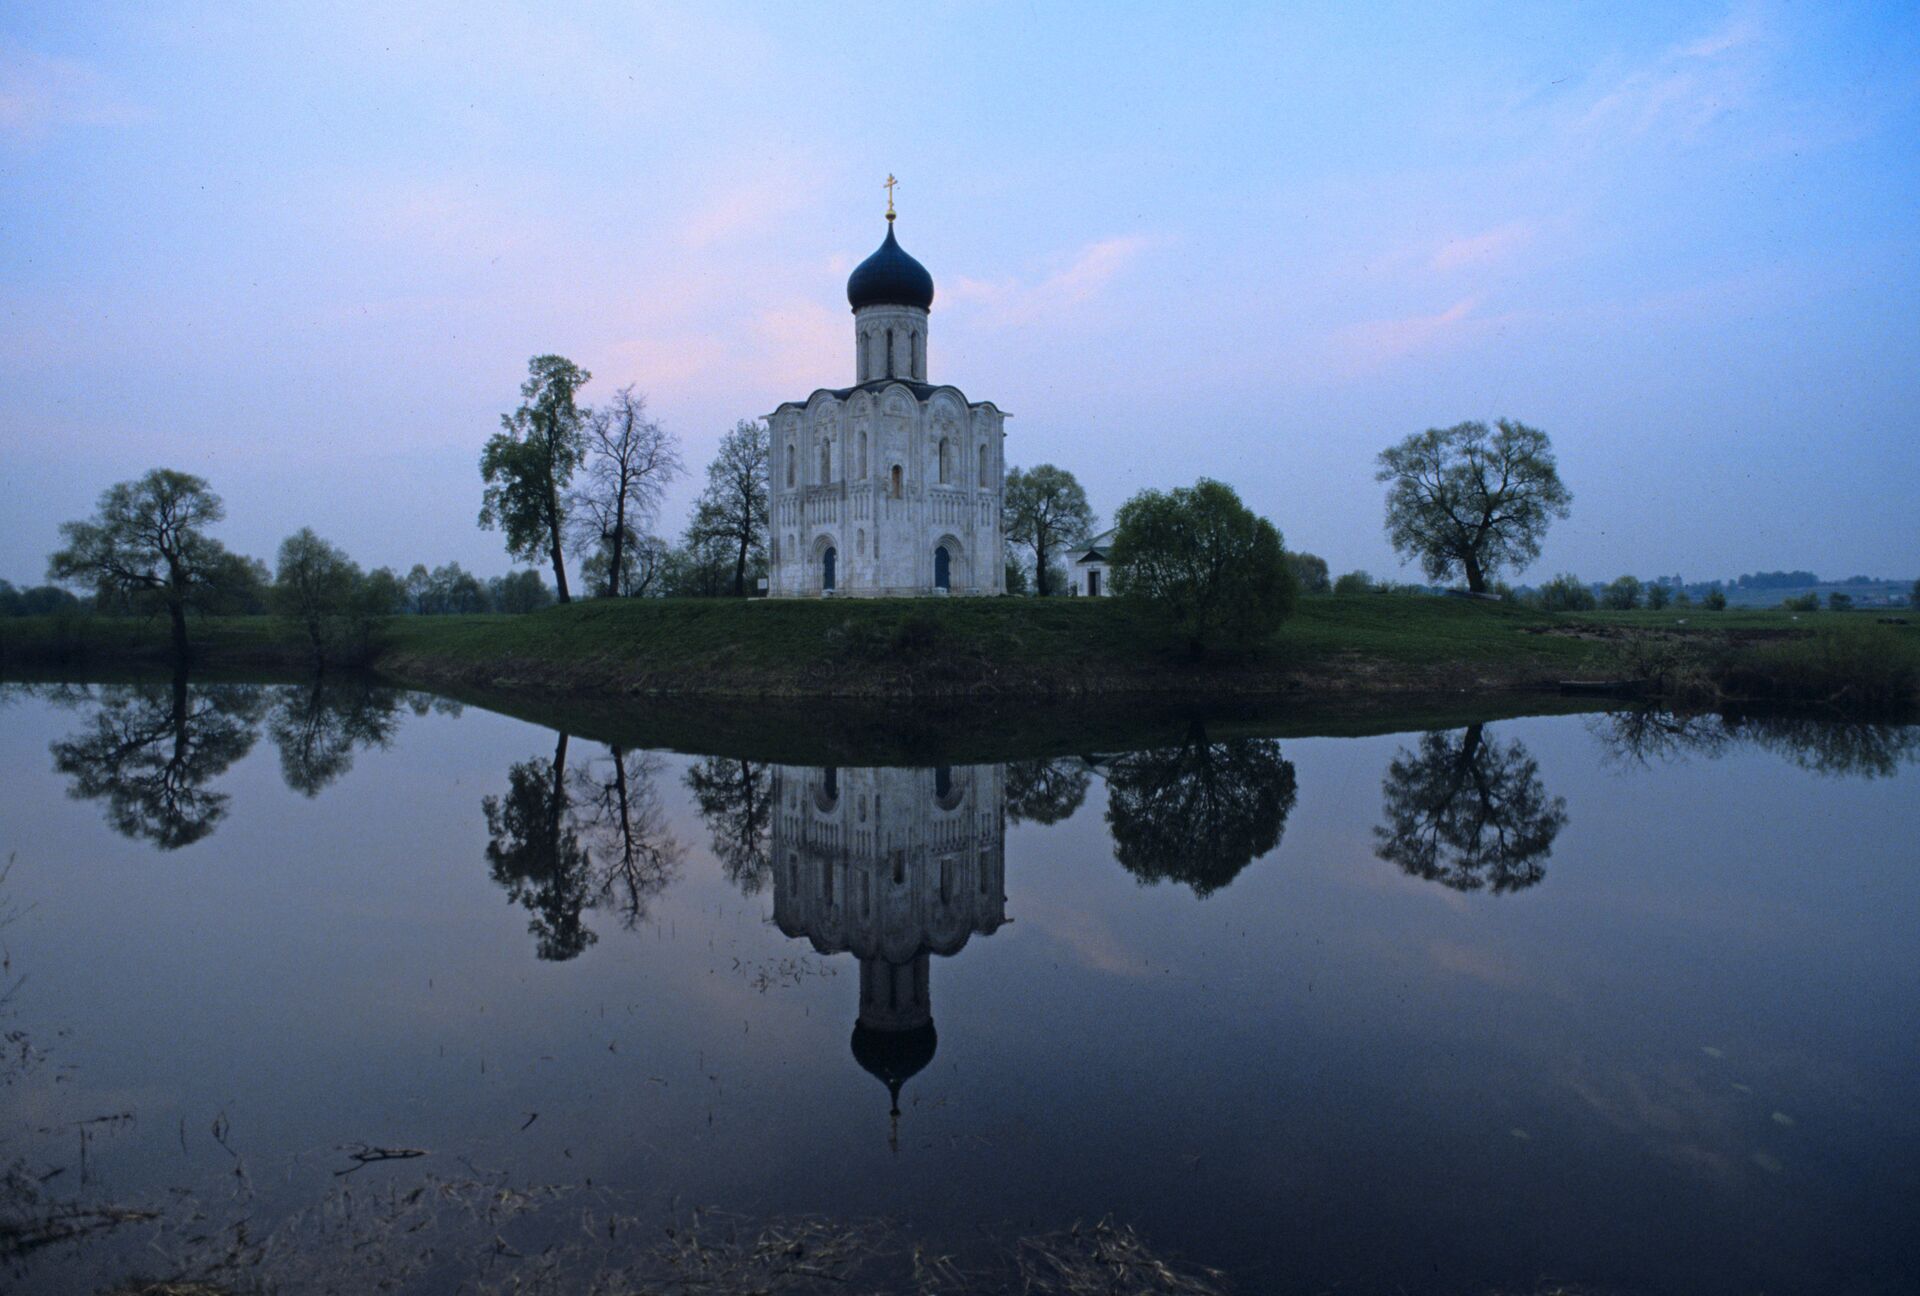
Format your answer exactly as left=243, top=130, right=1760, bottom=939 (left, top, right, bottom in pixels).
left=767, top=382, right=1007, bottom=597
left=1071, top=559, right=1112, bottom=597
left=853, top=305, right=929, bottom=382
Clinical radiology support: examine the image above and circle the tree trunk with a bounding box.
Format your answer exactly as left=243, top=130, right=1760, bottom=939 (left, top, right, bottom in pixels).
left=546, top=461, right=571, bottom=603
left=1463, top=551, right=1486, bottom=594
left=549, top=523, right=571, bottom=604
left=607, top=485, right=627, bottom=598
left=733, top=527, right=748, bottom=597
left=1035, top=530, right=1051, bottom=597
left=168, top=597, right=190, bottom=666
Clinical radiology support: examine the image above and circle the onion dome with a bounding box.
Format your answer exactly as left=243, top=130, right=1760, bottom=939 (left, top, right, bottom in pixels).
left=846, top=222, right=935, bottom=312
left=850, top=1020, right=938, bottom=1116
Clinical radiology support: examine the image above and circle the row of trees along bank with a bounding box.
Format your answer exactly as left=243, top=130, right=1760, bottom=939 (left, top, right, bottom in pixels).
left=26, top=400, right=1580, bottom=664
left=471, top=357, right=1585, bottom=630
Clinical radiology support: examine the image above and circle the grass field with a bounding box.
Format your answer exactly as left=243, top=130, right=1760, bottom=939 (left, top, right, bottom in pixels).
left=3, top=595, right=1914, bottom=712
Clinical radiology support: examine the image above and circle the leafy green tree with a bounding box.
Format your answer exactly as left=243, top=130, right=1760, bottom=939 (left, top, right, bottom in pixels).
left=686, top=420, right=769, bottom=597
left=1603, top=575, right=1643, bottom=610
left=1003, top=465, right=1095, bottom=597
left=1703, top=588, right=1728, bottom=611
left=1332, top=570, right=1374, bottom=596
left=1781, top=592, right=1821, bottom=612
left=1827, top=591, right=1853, bottom=612
left=48, top=469, right=239, bottom=663
left=358, top=565, right=406, bottom=629
left=1285, top=551, right=1331, bottom=594
left=0, top=581, right=83, bottom=617
left=572, top=386, right=682, bottom=598
left=1109, top=478, right=1295, bottom=656
left=1645, top=582, right=1671, bottom=610
left=1376, top=419, right=1572, bottom=593
left=402, top=564, right=431, bottom=613
left=481, top=355, right=591, bottom=603
left=1374, top=724, right=1566, bottom=893
left=272, top=528, right=364, bottom=664
left=488, top=569, right=554, bottom=614
left=1002, top=554, right=1031, bottom=596
left=445, top=565, right=489, bottom=613
left=1910, top=577, right=1920, bottom=609
left=1104, top=730, right=1297, bottom=897
left=582, top=532, right=668, bottom=598
left=202, top=551, right=274, bottom=615
left=662, top=532, right=749, bottom=597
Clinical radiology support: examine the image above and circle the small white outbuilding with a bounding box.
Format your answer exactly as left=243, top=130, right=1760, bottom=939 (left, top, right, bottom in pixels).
left=1069, top=528, right=1117, bottom=597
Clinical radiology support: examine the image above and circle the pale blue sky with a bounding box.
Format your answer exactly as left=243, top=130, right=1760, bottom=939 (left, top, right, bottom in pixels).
left=4, top=1, right=1916, bottom=587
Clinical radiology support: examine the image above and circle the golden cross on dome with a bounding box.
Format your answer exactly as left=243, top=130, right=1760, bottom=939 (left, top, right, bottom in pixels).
left=884, top=173, right=898, bottom=220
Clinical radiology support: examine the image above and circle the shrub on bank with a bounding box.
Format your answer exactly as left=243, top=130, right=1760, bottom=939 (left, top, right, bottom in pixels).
left=1717, top=625, right=1917, bottom=711
left=1535, top=573, right=1596, bottom=612
left=1110, top=479, right=1296, bottom=657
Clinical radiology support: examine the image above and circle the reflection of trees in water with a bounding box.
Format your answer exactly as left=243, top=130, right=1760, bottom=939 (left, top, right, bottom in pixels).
left=485, top=733, right=595, bottom=961
left=1005, top=757, right=1091, bottom=825
left=49, top=675, right=265, bottom=850
left=45, top=676, right=433, bottom=846
left=571, top=747, right=683, bottom=927
left=1592, top=708, right=1919, bottom=780
left=484, top=735, right=684, bottom=960
left=686, top=757, right=773, bottom=895
left=266, top=680, right=404, bottom=796
left=1374, top=723, right=1565, bottom=894
left=1104, top=731, right=1297, bottom=896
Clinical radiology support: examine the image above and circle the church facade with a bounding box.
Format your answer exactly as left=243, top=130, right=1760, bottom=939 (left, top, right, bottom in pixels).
left=766, top=207, right=1007, bottom=596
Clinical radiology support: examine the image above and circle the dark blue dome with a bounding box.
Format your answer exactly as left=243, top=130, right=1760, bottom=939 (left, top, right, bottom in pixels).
left=851, top=1021, right=937, bottom=1098
left=846, top=222, right=934, bottom=312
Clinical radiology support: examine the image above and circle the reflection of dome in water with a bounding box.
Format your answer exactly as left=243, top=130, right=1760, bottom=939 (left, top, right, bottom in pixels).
left=771, top=764, right=1004, bottom=1138
left=850, top=1020, right=938, bottom=1114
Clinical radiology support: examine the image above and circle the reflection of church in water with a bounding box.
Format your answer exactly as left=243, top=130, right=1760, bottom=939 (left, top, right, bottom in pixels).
left=771, top=764, right=1006, bottom=1133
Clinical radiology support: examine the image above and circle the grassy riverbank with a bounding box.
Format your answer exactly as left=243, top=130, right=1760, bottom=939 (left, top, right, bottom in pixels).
left=3, top=595, right=1915, bottom=711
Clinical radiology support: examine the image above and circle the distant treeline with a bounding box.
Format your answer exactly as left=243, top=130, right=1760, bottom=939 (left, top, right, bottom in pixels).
left=0, top=568, right=559, bottom=619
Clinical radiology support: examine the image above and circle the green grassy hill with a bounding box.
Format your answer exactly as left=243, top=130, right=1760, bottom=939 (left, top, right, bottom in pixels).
left=4, top=595, right=1914, bottom=710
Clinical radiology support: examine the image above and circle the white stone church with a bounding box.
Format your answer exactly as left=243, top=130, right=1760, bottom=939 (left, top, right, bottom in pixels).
left=766, top=206, right=1007, bottom=596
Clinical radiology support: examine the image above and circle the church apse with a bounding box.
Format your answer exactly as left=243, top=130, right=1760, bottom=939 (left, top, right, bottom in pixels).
left=770, top=763, right=1008, bottom=1135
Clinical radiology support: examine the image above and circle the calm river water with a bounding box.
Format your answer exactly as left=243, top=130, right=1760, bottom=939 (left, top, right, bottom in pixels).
left=0, top=679, right=1915, bottom=1294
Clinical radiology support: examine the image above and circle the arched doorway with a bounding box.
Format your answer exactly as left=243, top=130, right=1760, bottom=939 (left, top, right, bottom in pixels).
left=822, top=546, right=837, bottom=592
left=933, top=545, right=950, bottom=591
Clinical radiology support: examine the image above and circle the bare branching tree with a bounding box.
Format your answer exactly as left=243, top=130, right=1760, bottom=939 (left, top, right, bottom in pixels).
left=572, top=387, right=683, bottom=598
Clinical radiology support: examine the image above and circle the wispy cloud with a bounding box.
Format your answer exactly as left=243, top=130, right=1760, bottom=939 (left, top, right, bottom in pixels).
left=947, top=234, right=1156, bottom=325
left=0, top=39, right=146, bottom=146
left=1430, top=222, right=1534, bottom=272
left=1332, top=296, right=1487, bottom=371
left=1574, top=11, right=1770, bottom=142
